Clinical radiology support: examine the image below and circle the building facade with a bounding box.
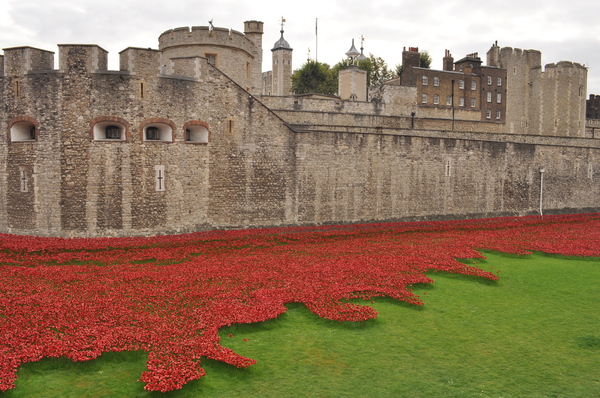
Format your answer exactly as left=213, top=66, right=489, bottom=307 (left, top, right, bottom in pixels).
left=0, top=20, right=598, bottom=237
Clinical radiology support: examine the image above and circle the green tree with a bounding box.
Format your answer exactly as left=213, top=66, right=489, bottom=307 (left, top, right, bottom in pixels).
left=291, top=60, right=337, bottom=95
left=419, top=51, right=432, bottom=69
left=333, top=53, right=394, bottom=87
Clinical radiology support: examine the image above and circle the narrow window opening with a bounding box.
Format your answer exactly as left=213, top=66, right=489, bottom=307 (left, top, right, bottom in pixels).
left=138, top=82, right=145, bottom=99
left=227, top=119, right=234, bottom=135
left=19, top=167, right=28, bottom=193
left=588, top=162, right=594, bottom=180
left=155, top=165, right=166, bottom=192
left=445, top=160, right=451, bottom=177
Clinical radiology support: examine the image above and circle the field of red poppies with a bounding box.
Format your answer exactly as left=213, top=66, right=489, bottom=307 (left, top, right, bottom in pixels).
left=0, top=214, right=599, bottom=392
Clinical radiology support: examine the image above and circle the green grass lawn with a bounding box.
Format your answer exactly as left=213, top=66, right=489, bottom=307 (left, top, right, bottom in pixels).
left=4, top=252, right=599, bottom=398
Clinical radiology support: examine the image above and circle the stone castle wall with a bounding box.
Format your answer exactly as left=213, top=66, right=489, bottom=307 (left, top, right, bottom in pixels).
left=1, top=44, right=295, bottom=237
left=1, top=30, right=598, bottom=237
left=158, top=23, right=263, bottom=94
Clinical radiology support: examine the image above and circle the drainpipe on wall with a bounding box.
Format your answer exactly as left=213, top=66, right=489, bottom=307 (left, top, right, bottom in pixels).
left=539, top=168, right=545, bottom=216
left=451, top=79, right=455, bottom=131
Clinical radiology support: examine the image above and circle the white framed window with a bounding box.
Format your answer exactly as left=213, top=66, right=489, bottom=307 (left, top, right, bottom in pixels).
left=497, top=93, right=502, bottom=103
left=433, top=77, right=440, bottom=86
left=446, top=96, right=452, bottom=106
left=471, top=81, right=476, bottom=91
left=487, top=76, right=492, bottom=85
left=421, top=94, right=428, bottom=104
left=471, top=98, right=476, bottom=108
left=487, top=92, right=492, bottom=102
left=93, top=122, right=125, bottom=141
left=497, top=77, right=502, bottom=86
left=433, top=94, right=439, bottom=104
left=458, top=80, right=465, bottom=89
left=144, top=123, right=173, bottom=142
left=184, top=122, right=209, bottom=143
left=486, top=109, right=492, bottom=119
left=496, top=110, right=501, bottom=119
left=458, top=97, right=465, bottom=107
left=10, top=121, right=37, bottom=142
left=422, top=76, right=428, bottom=86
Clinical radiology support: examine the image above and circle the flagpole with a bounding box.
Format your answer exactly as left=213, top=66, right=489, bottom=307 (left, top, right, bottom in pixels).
left=315, top=18, right=318, bottom=62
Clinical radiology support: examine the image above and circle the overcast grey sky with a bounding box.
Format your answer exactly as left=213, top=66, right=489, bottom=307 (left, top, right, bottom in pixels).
left=2, top=0, right=600, bottom=94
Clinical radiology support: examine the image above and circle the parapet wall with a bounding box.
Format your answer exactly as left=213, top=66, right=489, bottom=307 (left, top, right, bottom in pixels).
left=158, top=26, right=255, bottom=55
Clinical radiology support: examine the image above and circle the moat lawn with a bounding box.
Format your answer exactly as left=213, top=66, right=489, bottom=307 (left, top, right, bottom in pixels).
left=5, top=251, right=599, bottom=398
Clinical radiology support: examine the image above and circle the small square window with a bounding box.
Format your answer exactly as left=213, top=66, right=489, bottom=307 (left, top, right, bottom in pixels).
left=205, top=53, right=217, bottom=66
left=487, top=76, right=492, bottom=85
left=421, top=93, right=428, bottom=104
left=459, top=97, right=464, bottom=107
left=471, top=98, right=476, bottom=108
left=471, top=81, right=476, bottom=90
left=446, top=96, right=452, bottom=106
left=497, top=77, right=502, bottom=86
left=433, top=94, right=439, bottom=105
left=422, top=76, right=428, bottom=86
left=496, top=110, right=501, bottom=119
left=458, top=80, right=465, bottom=89
left=486, top=109, right=492, bottom=119
left=433, top=77, right=439, bottom=86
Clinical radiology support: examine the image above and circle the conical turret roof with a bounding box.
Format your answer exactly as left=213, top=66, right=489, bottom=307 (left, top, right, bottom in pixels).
left=345, top=39, right=360, bottom=59
left=272, top=30, right=292, bottom=51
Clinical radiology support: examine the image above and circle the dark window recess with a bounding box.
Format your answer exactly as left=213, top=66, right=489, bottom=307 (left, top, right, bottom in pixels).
left=146, top=127, right=159, bottom=140
left=105, top=125, right=121, bottom=139
left=28, top=127, right=36, bottom=140
left=186, top=129, right=191, bottom=141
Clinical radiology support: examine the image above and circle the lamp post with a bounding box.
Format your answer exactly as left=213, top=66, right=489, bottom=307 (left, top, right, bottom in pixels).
left=539, top=168, right=545, bottom=216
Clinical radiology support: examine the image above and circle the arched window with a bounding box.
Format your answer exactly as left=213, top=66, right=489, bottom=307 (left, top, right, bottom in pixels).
left=141, top=120, right=174, bottom=142
left=183, top=121, right=210, bottom=144
left=91, top=117, right=128, bottom=141
left=10, top=119, right=37, bottom=142
left=8, top=123, right=37, bottom=142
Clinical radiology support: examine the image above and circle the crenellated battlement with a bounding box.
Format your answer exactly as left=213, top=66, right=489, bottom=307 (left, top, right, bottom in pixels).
left=119, top=47, right=162, bottom=75
left=158, top=26, right=255, bottom=56
left=58, top=44, right=108, bottom=72
left=3, top=46, right=54, bottom=76
left=544, top=60, right=587, bottom=71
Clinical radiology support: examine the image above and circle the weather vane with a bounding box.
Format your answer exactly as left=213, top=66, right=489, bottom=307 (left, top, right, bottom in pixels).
left=208, top=19, right=214, bottom=32
left=280, top=16, right=286, bottom=31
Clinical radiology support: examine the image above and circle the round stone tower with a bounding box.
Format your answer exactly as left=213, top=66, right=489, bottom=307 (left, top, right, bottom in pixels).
left=158, top=20, right=263, bottom=94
